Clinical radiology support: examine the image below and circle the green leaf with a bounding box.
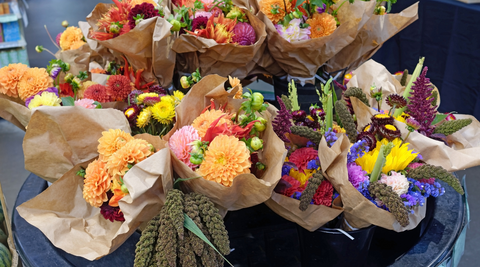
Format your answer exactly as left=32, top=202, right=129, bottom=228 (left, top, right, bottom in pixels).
left=310, top=0, right=325, bottom=7
left=432, top=113, right=449, bottom=125
left=194, top=0, right=204, bottom=9
left=61, top=96, right=75, bottom=106
left=173, top=176, right=202, bottom=189
left=76, top=71, right=88, bottom=81
left=183, top=214, right=233, bottom=267
left=93, top=101, right=102, bottom=109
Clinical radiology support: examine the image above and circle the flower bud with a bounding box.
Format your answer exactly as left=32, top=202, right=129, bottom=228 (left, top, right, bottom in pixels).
left=121, top=184, right=129, bottom=194
left=190, top=140, right=203, bottom=154
left=170, top=19, right=181, bottom=32
left=64, top=63, right=70, bottom=72
left=238, top=114, right=248, bottom=122
left=61, top=20, right=69, bottom=28
left=374, top=6, right=386, bottom=15
left=64, top=73, right=74, bottom=82
left=251, top=137, right=263, bottom=151
left=180, top=76, right=190, bottom=89
left=109, top=24, right=120, bottom=34
left=251, top=92, right=264, bottom=111
left=254, top=121, right=266, bottom=132
left=35, top=45, right=44, bottom=53
left=190, top=153, right=204, bottom=165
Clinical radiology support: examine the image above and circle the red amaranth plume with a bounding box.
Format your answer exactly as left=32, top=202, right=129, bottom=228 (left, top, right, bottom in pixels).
left=273, top=96, right=293, bottom=142
left=127, top=2, right=159, bottom=30
left=232, top=22, right=256, bottom=45
left=406, top=67, right=437, bottom=137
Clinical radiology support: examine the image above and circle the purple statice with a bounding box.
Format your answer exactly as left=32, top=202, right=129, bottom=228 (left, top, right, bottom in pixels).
left=347, top=162, right=369, bottom=189
left=316, top=3, right=327, bottom=13
left=275, top=19, right=311, bottom=42
left=306, top=141, right=315, bottom=148
left=405, top=177, right=445, bottom=204
left=282, top=164, right=293, bottom=176
left=291, top=191, right=302, bottom=200
left=406, top=67, right=437, bottom=137
left=324, top=128, right=338, bottom=147
left=401, top=193, right=418, bottom=211
left=347, top=139, right=369, bottom=163
left=49, top=66, right=62, bottom=79
left=273, top=96, right=293, bottom=142
left=25, top=87, right=59, bottom=107
left=307, top=158, right=319, bottom=170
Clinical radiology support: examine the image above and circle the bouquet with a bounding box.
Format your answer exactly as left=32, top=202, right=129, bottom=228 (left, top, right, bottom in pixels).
left=171, top=0, right=267, bottom=78
left=164, top=74, right=286, bottom=211
left=17, top=131, right=173, bottom=260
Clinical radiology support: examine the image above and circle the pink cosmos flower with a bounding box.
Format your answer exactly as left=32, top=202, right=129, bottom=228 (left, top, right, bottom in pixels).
left=169, top=125, right=201, bottom=169
left=74, top=98, right=97, bottom=109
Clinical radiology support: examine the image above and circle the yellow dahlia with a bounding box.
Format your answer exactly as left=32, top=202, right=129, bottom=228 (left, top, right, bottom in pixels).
left=0, top=63, right=29, bottom=97
left=355, top=138, right=418, bottom=174
left=197, top=135, right=251, bottom=187
left=260, top=0, right=292, bottom=24
left=78, top=81, right=98, bottom=99
left=83, top=159, right=111, bottom=208
left=98, top=129, right=135, bottom=162
left=307, top=13, right=337, bottom=39
left=27, top=92, right=62, bottom=109
left=137, top=92, right=159, bottom=104
left=60, top=26, right=84, bottom=51
left=192, top=109, right=233, bottom=138
left=151, top=101, right=175, bottom=125
left=229, top=76, right=243, bottom=99
left=137, top=107, right=153, bottom=128
left=106, top=138, right=153, bottom=179
left=17, top=68, right=53, bottom=101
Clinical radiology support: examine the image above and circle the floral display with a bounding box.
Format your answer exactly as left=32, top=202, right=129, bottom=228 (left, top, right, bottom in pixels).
left=169, top=0, right=257, bottom=45
left=168, top=86, right=269, bottom=187
left=79, top=129, right=155, bottom=222
left=59, top=26, right=86, bottom=51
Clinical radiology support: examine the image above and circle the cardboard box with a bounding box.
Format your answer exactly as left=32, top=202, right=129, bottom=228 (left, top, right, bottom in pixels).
left=0, top=182, right=20, bottom=267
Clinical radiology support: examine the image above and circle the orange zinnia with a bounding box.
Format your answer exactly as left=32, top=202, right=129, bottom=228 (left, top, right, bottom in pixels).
left=106, top=138, right=153, bottom=180
left=0, top=63, right=29, bottom=97
left=98, top=129, right=135, bottom=162
left=191, top=109, right=233, bottom=138
left=259, top=0, right=292, bottom=25
left=83, top=159, right=111, bottom=208
left=17, top=67, right=53, bottom=101
left=197, top=134, right=251, bottom=187
left=307, top=13, right=337, bottom=39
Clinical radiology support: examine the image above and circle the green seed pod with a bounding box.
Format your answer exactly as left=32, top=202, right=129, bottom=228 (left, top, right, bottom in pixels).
left=368, top=182, right=410, bottom=227
left=344, top=87, right=370, bottom=107
left=400, top=69, right=409, bottom=86
left=335, top=100, right=357, bottom=143
left=433, top=118, right=472, bottom=136
left=167, top=189, right=185, bottom=240
left=281, top=94, right=293, bottom=111
left=134, top=213, right=161, bottom=267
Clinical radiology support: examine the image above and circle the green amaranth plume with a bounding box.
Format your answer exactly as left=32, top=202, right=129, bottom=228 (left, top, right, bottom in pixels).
left=155, top=211, right=177, bottom=267
left=400, top=69, right=409, bottom=86
left=281, top=94, right=293, bottom=111
left=344, top=87, right=370, bottom=107
left=299, top=172, right=325, bottom=211
left=335, top=100, right=357, bottom=143
left=184, top=193, right=205, bottom=256
left=431, top=91, right=438, bottom=107
left=368, top=182, right=410, bottom=227
left=134, top=213, right=161, bottom=267
left=167, top=189, right=185, bottom=240
left=433, top=118, right=472, bottom=136
left=290, top=125, right=323, bottom=147
left=407, top=164, right=464, bottom=195
left=288, top=80, right=300, bottom=111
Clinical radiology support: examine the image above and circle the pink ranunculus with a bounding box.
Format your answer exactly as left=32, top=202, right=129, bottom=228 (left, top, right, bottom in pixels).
left=74, top=98, right=97, bottom=109
left=379, top=171, right=410, bottom=196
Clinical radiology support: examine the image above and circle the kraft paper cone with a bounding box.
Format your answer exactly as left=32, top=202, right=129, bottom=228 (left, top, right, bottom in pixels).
left=17, top=135, right=172, bottom=260
left=257, top=0, right=374, bottom=78
left=23, top=106, right=131, bottom=183
left=0, top=95, right=30, bottom=131
left=351, top=97, right=480, bottom=172
left=87, top=3, right=174, bottom=86
left=325, top=2, right=419, bottom=73
left=163, top=75, right=287, bottom=211
left=319, top=133, right=426, bottom=231
left=172, top=9, right=267, bottom=79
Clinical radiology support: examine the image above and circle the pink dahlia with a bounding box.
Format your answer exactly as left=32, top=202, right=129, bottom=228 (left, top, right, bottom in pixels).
left=75, top=98, right=97, bottom=109
left=169, top=125, right=201, bottom=169
left=232, top=22, right=256, bottom=45
left=194, top=11, right=212, bottom=19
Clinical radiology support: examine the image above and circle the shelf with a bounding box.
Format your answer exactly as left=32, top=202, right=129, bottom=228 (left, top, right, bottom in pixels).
left=0, top=35, right=26, bottom=50
left=0, top=13, right=18, bottom=23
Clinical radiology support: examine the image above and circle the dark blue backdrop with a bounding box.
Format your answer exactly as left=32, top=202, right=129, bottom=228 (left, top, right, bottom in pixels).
left=372, top=0, right=480, bottom=120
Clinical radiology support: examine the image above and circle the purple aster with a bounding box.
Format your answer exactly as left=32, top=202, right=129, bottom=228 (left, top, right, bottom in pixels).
left=128, top=89, right=144, bottom=105
left=347, top=162, right=369, bottom=189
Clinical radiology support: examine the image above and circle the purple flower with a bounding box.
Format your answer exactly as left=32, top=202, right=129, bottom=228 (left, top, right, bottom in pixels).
left=307, top=158, right=319, bottom=169
left=273, top=96, right=293, bottom=142
left=316, top=4, right=326, bottom=13
left=50, top=66, right=62, bottom=79
left=324, top=128, right=338, bottom=147
left=25, top=87, right=59, bottom=107
left=282, top=164, right=293, bottom=176
left=232, top=22, right=256, bottom=46
left=347, top=162, right=369, bottom=189
left=128, top=89, right=143, bottom=105
left=347, top=139, right=369, bottom=163
left=275, top=19, right=311, bottom=42
left=100, top=202, right=125, bottom=222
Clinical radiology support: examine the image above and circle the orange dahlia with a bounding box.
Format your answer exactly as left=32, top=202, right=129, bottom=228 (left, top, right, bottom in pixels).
left=98, top=129, right=135, bottom=161
left=83, top=84, right=111, bottom=103
left=60, top=26, right=85, bottom=51
left=17, top=68, right=54, bottom=101
left=259, top=0, right=292, bottom=25
left=109, top=178, right=127, bottom=207
left=198, top=135, right=251, bottom=187
left=192, top=109, right=233, bottom=138
left=83, top=159, right=111, bottom=208
left=0, top=63, right=29, bottom=97
left=106, top=138, right=153, bottom=179
left=229, top=76, right=243, bottom=99
left=106, top=75, right=134, bottom=101
left=78, top=81, right=98, bottom=99
left=90, top=68, right=106, bottom=74
left=307, top=13, right=337, bottom=39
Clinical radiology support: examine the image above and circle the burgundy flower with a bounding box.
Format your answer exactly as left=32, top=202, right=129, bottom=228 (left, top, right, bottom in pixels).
left=292, top=110, right=306, bottom=121
left=128, top=3, right=160, bottom=30
left=192, top=16, right=208, bottom=32
left=386, top=94, right=407, bottom=108
left=232, top=22, right=256, bottom=45
left=100, top=192, right=125, bottom=222
left=272, top=96, right=293, bottom=142
left=357, top=131, right=377, bottom=150
left=149, top=85, right=166, bottom=95
left=371, top=113, right=394, bottom=126
left=379, top=124, right=401, bottom=140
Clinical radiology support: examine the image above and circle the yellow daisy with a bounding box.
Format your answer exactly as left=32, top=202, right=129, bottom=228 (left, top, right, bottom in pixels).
left=151, top=101, right=175, bottom=125
left=28, top=92, right=62, bottom=109
left=137, top=92, right=159, bottom=104
left=137, top=107, right=153, bottom=128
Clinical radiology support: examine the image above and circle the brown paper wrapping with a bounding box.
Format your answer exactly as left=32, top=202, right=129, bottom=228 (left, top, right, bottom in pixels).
left=17, top=135, right=172, bottom=260
left=86, top=3, right=175, bottom=87
left=257, top=0, right=375, bottom=78
left=23, top=106, right=131, bottom=183
left=0, top=95, right=30, bottom=131
left=163, top=75, right=287, bottom=211
left=173, top=9, right=267, bottom=79
left=325, top=2, right=419, bottom=73
left=348, top=60, right=480, bottom=171
left=319, top=133, right=426, bottom=231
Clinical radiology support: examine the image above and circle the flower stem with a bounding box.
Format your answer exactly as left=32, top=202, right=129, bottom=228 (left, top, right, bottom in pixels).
left=44, top=25, right=60, bottom=50
left=400, top=131, right=411, bottom=147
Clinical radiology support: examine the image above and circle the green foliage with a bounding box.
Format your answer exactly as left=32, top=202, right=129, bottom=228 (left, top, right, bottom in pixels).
left=288, top=80, right=300, bottom=111
left=61, top=97, right=75, bottom=106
